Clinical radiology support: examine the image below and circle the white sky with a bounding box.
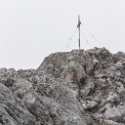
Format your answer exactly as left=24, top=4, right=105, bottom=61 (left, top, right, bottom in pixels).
left=0, top=0, right=125, bottom=69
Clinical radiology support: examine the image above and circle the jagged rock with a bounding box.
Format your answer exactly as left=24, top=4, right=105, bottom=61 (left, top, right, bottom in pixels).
left=103, top=119, right=124, bottom=125
left=60, top=61, right=86, bottom=83
left=80, top=81, right=95, bottom=96
left=0, top=68, right=19, bottom=88
left=104, top=103, right=125, bottom=122
left=1, top=47, right=125, bottom=125
left=0, top=68, right=88, bottom=125
left=23, top=84, right=87, bottom=125
left=111, top=51, right=125, bottom=63
left=0, top=83, right=37, bottom=125
left=82, top=99, right=98, bottom=110
left=38, top=49, right=94, bottom=82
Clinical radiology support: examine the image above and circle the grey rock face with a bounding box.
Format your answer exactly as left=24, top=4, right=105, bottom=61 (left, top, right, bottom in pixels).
left=37, top=50, right=93, bottom=82
left=0, top=68, right=88, bottom=125
left=0, top=83, right=37, bottom=125
left=1, top=47, right=125, bottom=125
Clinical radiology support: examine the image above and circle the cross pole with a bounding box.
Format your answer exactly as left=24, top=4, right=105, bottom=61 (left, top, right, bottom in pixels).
left=77, top=15, right=81, bottom=50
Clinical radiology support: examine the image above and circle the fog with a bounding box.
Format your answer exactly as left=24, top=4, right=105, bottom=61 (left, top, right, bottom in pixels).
left=0, top=0, right=125, bottom=69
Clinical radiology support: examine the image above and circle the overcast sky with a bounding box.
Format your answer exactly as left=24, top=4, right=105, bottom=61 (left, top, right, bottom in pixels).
left=0, top=0, right=125, bottom=69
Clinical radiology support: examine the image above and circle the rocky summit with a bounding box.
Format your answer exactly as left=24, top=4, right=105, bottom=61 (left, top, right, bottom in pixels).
left=1, top=47, right=125, bottom=125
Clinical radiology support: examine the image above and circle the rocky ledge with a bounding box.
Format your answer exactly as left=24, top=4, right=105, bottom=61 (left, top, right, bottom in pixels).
left=1, top=47, right=125, bottom=125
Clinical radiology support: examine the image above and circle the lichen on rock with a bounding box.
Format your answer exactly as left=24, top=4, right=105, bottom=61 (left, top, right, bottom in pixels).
left=1, top=47, right=125, bottom=125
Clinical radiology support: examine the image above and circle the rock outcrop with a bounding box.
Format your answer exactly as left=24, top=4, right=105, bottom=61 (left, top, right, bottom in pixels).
left=1, top=47, right=125, bottom=125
